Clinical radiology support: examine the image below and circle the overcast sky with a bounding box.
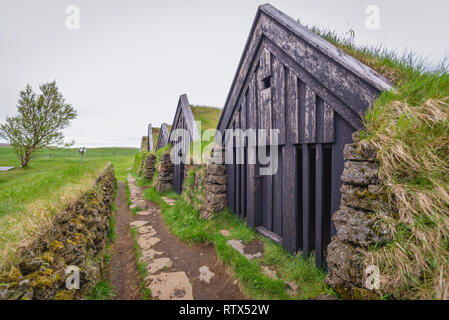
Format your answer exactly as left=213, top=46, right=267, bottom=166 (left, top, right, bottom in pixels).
left=1, top=0, right=448, bottom=148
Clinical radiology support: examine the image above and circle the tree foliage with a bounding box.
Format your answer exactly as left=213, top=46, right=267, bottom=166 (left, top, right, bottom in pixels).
left=0, top=81, right=77, bottom=167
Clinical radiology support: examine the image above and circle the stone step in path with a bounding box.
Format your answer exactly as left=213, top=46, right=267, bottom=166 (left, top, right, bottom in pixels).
left=125, top=174, right=245, bottom=300
left=161, top=196, right=176, bottom=206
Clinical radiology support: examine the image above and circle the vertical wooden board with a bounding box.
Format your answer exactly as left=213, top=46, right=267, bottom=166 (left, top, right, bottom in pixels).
left=227, top=164, right=234, bottom=212
left=260, top=88, right=272, bottom=145
left=260, top=47, right=271, bottom=80
left=246, top=163, right=256, bottom=226
left=298, top=80, right=306, bottom=143
left=302, top=144, right=310, bottom=256
left=316, top=97, right=324, bottom=143
left=236, top=160, right=241, bottom=217
left=315, top=144, right=324, bottom=267
left=264, top=173, right=273, bottom=231
left=272, top=56, right=286, bottom=145
left=241, top=149, right=247, bottom=217
left=323, top=102, right=335, bottom=143
left=304, top=85, right=316, bottom=143
left=232, top=123, right=237, bottom=214
left=240, top=96, right=247, bottom=131
left=282, top=145, right=298, bottom=253
left=287, top=70, right=299, bottom=144
left=180, top=162, right=185, bottom=193
left=247, top=74, right=257, bottom=130
left=272, top=146, right=283, bottom=237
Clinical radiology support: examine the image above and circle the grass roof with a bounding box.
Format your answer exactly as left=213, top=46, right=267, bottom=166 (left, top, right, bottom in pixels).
left=313, top=27, right=449, bottom=299
left=190, top=105, right=222, bottom=133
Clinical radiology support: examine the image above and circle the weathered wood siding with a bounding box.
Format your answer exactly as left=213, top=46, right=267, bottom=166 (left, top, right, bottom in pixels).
left=169, top=94, right=200, bottom=194
left=217, top=4, right=391, bottom=266
left=156, top=122, right=170, bottom=151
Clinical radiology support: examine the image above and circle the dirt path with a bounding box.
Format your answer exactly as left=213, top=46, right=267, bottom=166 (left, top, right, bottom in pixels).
left=127, top=175, right=245, bottom=300
left=108, top=182, right=142, bottom=300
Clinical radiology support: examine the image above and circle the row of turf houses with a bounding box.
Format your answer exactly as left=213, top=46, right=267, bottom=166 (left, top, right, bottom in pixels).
left=148, top=3, right=391, bottom=266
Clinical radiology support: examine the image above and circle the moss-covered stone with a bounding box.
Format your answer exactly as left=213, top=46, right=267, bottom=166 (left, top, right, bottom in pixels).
left=0, top=165, right=115, bottom=300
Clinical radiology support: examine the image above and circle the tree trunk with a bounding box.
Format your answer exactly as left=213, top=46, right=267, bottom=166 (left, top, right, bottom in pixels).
left=21, top=151, right=31, bottom=168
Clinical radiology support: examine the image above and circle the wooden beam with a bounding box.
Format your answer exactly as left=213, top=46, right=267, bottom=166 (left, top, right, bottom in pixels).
left=302, top=144, right=311, bottom=256
left=282, top=144, right=298, bottom=252
left=315, top=144, right=324, bottom=266
left=304, top=86, right=316, bottom=143
left=286, top=70, right=299, bottom=144
left=272, top=56, right=286, bottom=145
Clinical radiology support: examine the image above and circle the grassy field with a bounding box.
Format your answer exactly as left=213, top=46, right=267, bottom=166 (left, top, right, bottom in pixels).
left=0, top=146, right=138, bottom=270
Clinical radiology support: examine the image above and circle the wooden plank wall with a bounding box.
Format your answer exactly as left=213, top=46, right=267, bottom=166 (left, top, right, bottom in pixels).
left=217, top=5, right=389, bottom=267
left=156, top=123, right=170, bottom=151
left=224, top=46, right=355, bottom=266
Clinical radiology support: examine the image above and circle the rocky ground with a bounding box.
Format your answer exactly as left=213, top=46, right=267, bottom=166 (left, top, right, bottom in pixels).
left=109, top=174, right=246, bottom=300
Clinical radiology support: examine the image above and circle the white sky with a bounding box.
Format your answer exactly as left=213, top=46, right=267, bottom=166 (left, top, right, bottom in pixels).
left=1, top=0, right=448, bottom=148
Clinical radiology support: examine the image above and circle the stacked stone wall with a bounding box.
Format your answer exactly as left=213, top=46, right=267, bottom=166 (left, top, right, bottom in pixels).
left=0, top=165, right=115, bottom=300
left=156, top=151, right=174, bottom=193
left=182, top=148, right=227, bottom=219
left=145, top=153, right=156, bottom=181
left=326, top=132, right=390, bottom=299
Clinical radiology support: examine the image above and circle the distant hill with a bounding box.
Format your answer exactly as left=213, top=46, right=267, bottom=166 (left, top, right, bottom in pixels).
left=0, top=143, right=9, bottom=147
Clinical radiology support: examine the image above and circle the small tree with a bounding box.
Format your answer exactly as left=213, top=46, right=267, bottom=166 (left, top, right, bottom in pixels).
left=0, top=81, right=77, bottom=167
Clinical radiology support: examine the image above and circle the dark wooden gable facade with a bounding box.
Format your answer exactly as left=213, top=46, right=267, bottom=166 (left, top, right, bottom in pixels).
left=216, top=4, right=391, bottom=266
left=169, top=94, right=200, bottom=193
left=156, top=122, right=170, bottom=151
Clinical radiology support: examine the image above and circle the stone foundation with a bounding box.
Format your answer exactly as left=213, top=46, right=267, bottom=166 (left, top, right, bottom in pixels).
left=325, top=131, right=390, bottom=299
left=156, top=151, right=173, bottom=193
left=145, top=153, right=156, bottom=181
left=182, top=148, right=227, bottom=219
left=0, top=165, right=116, bottom=300
left=138, top=154, right=146, bottom=177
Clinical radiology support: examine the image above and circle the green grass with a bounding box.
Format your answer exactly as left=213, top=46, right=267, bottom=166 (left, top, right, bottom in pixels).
left=311, top=27, right=448, bottom=106
left=312, top=27, right=449, bottom=299
left=87, top=179, right=119, bottom=300
left=0, top=146, right=137, bottom=270
left=190, top=106, right=222, bottom=160
left=144, top=186, right=332, bottom=300
left=124, top=178, right=132, bottom=207
left=190, top=105, right=222, bottom=134
left=108, top=213, right=117, bottom=242
left=87, top=280, right=115, bottom=300
left=130, top=227, right=152, bottom=300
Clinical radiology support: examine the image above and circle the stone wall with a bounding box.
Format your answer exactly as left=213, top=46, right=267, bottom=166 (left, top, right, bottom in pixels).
left=182, top=148, right=227, bottom=219
left=0, top=165, right=115, bottom=300
left=325, top=132, right=390, bottom=299
left=156, top=150, right=173, bottom=193
left=145, top=153, right=156, bottom=181
left=140, top=136, right=148, bottom=152
left=138, top=154, right=146, bottom=177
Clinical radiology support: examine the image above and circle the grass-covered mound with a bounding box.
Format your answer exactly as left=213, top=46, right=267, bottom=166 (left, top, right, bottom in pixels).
left=191, top=105, right=222, bottom=134
left=190, top=105, right=222, bottom=163
left=314, top=28, right=449, bottom=299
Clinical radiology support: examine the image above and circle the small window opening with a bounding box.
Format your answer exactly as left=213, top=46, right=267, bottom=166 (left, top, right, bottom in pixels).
left=262, top=76, right=271, bottom=89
